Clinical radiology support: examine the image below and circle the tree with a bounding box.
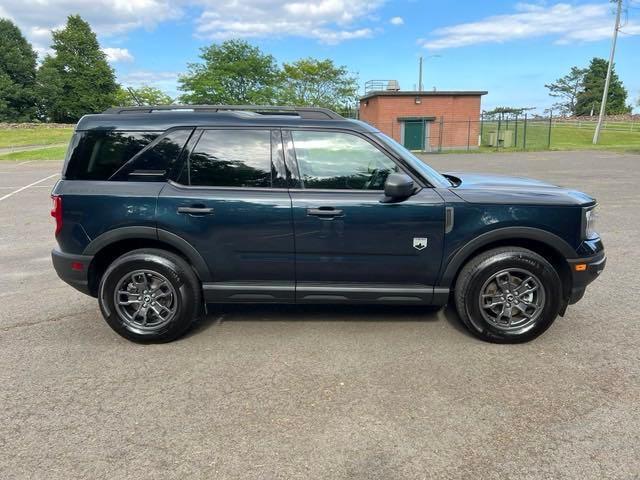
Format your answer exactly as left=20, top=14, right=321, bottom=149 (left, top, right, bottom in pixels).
left=574, top=57, right=630, bottom=116
left=483, top=106, right=530, bottom=117
left=545, top=67, right=587, bottom=116
left=178, top=40, right=279, bottom=105
left=0, top=19, right=38, bottom=121
left=276, top=58, right=358, bottom=111
left=115, top=85, right=173, bottom=106
left=36, top=15, right=119, bottom=122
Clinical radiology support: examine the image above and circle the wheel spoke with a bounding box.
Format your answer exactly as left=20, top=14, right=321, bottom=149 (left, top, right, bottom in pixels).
left=496, top=272, right=513, bottom=292
left=514, top=277, right=533, bottom=293
left=514, top=303, right=533, bottom=318
left=139, top=306, right=150, bottom=326
left=132, top=303, right=144, bottom=318
left=519, top=299, right=539, bottom=310
left=117, top=298, right=141, bottom=306
left=154, top=303, right=172, bottom=314
left=131, top=272, right=149, bottom=293
left=116, top=290, right=139, bottom=306
left=518, top=285, right=538, bottom=296
left=504, top=305, right=513, bottom=326
left=150, top=280, right=169, bottom=294
left=482, top=294, right=504, bottom=309
left=496, top=306, right=512, bottom=326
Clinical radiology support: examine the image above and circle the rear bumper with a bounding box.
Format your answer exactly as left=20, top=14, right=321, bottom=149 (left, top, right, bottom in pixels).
left=51, top=248, right=94, bottom=296
left=566, top=252, right=606, bottom=304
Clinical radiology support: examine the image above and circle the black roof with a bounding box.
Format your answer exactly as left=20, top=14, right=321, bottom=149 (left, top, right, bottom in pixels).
left=76, top=105, right=376, bottom=132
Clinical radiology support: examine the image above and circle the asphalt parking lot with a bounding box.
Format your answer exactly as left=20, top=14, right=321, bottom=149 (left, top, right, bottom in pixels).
left=1, top=150, right=638, bottom=479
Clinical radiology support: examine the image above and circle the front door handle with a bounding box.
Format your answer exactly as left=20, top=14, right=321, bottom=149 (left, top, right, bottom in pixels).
left=307, top=207, right=344, bottom=218
left=177, top=206, right=215, bottom=216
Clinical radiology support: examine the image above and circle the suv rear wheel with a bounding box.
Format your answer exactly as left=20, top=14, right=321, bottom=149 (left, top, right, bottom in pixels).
left=98, top=248, right=201, bottom=343
left=454, top=247, right=562, bottom=343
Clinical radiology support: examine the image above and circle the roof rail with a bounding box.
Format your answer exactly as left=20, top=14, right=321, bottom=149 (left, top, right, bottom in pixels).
left=102, top=104, right=344, bottom=120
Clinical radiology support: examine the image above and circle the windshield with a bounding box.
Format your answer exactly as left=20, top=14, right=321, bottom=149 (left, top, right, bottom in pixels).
left=375, top=132, right=451, bottom=188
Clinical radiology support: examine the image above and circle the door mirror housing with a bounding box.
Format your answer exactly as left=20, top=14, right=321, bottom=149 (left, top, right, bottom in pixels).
left=384, top=173, right=415, bottom=200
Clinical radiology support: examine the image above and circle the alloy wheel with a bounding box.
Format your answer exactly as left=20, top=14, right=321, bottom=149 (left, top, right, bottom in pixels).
left=113, top=269, right=178, bottom=333
left=478, top=268, right=545, bottom=332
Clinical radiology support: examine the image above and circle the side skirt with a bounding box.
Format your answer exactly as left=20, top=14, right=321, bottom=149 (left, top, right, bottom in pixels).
left=202, top=282, right=450, bottom=306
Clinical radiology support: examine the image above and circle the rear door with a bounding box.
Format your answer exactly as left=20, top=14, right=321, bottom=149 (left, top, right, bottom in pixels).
left=285, top=129, right=445, bottom=304
left=157, top=128, right=295, bottom=302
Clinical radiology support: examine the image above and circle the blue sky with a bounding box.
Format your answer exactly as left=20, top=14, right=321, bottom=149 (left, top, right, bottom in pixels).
left=2, top=1, right=639, bottom=113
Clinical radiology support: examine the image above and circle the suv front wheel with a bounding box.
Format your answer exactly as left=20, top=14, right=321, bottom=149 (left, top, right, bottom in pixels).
left=98, top=248, right=201, bottom=343
left=454, top=247, right=562, bottom=343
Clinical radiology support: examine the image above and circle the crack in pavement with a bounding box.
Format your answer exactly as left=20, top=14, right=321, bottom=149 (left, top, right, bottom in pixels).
left=0, top=308, right=97, bottom=332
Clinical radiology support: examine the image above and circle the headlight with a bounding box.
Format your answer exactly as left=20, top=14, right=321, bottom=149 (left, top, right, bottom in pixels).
left=584, top=206, right=598, bottom=239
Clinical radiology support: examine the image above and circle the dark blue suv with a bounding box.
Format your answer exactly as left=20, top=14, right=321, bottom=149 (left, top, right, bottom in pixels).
left=51, top=105, right=605, bottom=343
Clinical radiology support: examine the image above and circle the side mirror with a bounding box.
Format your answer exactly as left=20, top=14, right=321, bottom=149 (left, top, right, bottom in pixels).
left=384, top=173, right=415, bottom=200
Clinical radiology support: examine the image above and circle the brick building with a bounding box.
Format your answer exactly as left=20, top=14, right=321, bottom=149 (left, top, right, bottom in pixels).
left=359, top=89, right=487, bottom=151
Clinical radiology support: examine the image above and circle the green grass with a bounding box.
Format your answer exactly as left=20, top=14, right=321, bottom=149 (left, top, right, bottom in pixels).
left=0, top=145, right=68, bottom=161
left=478, top=121, right=640, bottom=153
left=0, top=126, right=73, bottom=148
left=549, top=124, right=640, bottom=151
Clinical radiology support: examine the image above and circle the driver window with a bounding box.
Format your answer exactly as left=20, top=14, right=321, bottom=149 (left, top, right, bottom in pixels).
left=291, top=130, right=399, bottom=190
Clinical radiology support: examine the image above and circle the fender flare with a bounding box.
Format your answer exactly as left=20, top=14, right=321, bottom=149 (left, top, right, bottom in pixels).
left=439, top=226, right=576, bottom=288
left=83, top=226, right=212, bottom=281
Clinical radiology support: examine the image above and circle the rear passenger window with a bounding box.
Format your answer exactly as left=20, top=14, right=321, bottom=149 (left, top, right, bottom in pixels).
left=64, top=131, right=159, bottom=180
left=180, top=130, right=273, bottom=188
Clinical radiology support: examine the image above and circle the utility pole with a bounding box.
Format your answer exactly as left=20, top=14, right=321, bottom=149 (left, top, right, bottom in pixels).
left=593, top=0, right=622, bottom=144
left=418, top=54, right=441, bottom=92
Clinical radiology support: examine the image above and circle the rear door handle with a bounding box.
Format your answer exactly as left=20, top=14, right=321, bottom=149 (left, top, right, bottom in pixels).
left=307, top=207, right=344, bottom=218
left=177, top=206, right=215, bottom=215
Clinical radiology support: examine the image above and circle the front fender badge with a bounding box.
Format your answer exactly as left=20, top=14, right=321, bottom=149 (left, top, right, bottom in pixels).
left=413, top=238, right=428, bottom=250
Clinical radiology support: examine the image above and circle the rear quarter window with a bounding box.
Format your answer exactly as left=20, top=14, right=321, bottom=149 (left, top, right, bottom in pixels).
left=64, top=131, right=159, bottom=180
left=110, top=129, right=194, bottom=181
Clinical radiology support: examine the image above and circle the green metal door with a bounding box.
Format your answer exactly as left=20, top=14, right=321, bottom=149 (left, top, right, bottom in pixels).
left=403, top=120, right=425, bottom=150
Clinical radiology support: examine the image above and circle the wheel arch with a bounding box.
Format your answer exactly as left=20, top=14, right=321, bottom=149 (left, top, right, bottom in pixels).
left=441, top=227, right=574, bottom=300
left=84, top=227, right=212, bottom=296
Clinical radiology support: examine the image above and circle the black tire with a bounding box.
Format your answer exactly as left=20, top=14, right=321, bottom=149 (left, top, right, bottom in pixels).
left=98, top=248, right=201, bottom=343
left=454, top=247, right=562, bottom=343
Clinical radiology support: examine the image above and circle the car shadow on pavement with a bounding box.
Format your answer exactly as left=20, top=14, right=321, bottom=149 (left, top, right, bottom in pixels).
left=187, top=303, right=474, bottom=339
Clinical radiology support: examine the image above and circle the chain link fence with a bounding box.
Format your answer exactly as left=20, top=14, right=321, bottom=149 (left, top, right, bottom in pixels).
left=361, top=114, right=640, bottom=153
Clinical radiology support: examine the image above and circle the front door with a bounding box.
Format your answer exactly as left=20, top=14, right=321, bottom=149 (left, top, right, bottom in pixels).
left=285, top=129, right=445, bottom=304
left=404, top=120, right=426, bottom=150
left=157, top=128, right=295, bottom=302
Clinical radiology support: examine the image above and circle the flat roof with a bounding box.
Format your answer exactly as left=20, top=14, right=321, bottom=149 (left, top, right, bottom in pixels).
left=360, top=90, right=488, bottom=100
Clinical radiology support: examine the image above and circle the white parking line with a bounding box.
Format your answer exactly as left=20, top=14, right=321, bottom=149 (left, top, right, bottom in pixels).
left=0, top=185, right=52, bottom=190
left=0, top=173, right=59, bottom=202
left=16, top=160, right=36, bottom=166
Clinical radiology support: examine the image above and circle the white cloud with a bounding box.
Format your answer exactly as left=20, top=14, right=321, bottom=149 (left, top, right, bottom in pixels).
left=390, top=16, right=404, bottom=26
left=119, top=70, right=180, bottom=95
left=103, top=47, right=134, bottom=63
left=420, top=2, right=640, bottom=50
left=192, top=0, right=384, bottom=44
left=0, top=0, right=182, bottom=55
left=120, top=70, right=179, bottom=85
left=1, top=0, right=387, bottom=52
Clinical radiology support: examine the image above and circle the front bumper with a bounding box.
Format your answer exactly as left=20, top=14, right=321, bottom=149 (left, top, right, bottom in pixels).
left=51, top=248, right=94, bottom=296
left=566, top=251, right=606, bottom=304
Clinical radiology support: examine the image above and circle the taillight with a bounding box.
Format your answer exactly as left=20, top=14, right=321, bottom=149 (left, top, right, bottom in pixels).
left=51, top=195, right=63, bottom=236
